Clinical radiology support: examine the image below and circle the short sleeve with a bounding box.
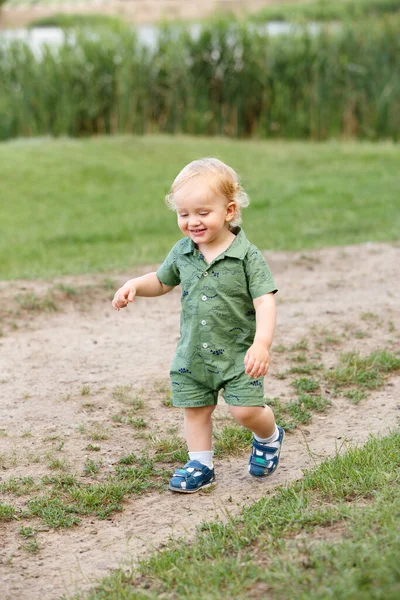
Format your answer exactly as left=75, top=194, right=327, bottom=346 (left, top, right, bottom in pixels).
left=156, top=242, right=181, bottom=287
left=244, top=246, right=278, bottom=299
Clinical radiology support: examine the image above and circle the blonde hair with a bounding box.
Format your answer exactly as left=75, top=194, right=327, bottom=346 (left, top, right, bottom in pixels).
left=165, top=157, right=250, bottom=228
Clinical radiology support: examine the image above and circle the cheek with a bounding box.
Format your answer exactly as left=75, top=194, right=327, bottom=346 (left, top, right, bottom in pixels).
left=178, top=218, right=187, bottom=230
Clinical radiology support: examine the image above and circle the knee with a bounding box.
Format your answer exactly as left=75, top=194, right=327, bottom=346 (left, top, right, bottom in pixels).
left=230, top=405, right=259, bottom=427
left=184, top=405, right=215, bottom=422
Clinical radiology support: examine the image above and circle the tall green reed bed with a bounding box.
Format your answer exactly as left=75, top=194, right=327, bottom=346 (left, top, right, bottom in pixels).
left=1, top=16, right=399, bottom=141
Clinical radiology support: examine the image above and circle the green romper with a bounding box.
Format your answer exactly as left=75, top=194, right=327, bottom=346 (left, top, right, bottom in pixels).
left=156, top=228, right=278, bottom=408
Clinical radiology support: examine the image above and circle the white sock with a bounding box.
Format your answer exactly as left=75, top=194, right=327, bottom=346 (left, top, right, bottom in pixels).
left=188, top=450, right=214, bottom=469
left=254, top=426, right=279, bottom=445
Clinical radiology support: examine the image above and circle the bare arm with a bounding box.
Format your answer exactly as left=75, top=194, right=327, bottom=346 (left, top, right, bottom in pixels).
left=244, top=293, right=277, bottom=378
left=253, top=293, right=277, bottom=349
left=112, top=272, right=175, bottom=311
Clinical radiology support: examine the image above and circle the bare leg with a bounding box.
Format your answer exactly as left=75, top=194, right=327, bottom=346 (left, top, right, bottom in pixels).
left=229, top=405, right=276, bottom=438
left=184, top=405, right=216, bottom=451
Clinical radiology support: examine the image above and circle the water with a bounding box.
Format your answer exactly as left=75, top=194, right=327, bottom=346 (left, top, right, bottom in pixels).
left=0, top=21, right=322, bottom=55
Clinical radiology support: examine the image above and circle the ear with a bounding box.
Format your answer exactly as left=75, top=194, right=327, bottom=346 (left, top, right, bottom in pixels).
left=225, top=201, right=237, bottom=223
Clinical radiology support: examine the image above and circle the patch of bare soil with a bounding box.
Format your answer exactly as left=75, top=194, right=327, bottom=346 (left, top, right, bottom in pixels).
left=0, top=242, right=399, bottom=600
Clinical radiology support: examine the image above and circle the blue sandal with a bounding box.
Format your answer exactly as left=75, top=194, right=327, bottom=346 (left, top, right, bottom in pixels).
left=248, top=426, right=285, bottom=477
left=169, top=460, right=215, bottom=493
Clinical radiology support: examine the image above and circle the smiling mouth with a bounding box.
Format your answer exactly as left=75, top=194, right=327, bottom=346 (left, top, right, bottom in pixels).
left=190, top=229, right=206, bottom=234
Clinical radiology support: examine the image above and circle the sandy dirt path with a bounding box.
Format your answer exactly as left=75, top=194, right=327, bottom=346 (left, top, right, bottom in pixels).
left=0, top=242, right=399, bottom=599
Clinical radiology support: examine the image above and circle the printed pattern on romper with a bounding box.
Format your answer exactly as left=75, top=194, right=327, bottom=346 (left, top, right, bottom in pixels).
left=156, top=229, right=277, bottom=394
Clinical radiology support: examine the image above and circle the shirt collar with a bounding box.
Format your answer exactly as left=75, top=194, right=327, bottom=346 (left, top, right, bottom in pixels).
left=223, top=227, right=250, bottom=259
left=180, top=227, right=250, bottom=260
left=181, top=237, right=195, bottom=255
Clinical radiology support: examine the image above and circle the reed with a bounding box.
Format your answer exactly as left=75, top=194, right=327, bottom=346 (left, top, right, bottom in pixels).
left=0, top=16, right=399, bottom=141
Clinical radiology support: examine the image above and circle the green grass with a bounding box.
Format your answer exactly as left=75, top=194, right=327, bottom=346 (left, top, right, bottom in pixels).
left=83, top=459, right=102, bottom=476
left=150, top=435, right=188, bottom=463
left=326, top=349, right=400, bottom=392
left=214, top=424, right=253, bottom=457
left=0, top=136, right=399, bottom=279
left=345, top=389, right=367, bottom=403
left=23, top=538, right=41, bottom=554
left=74, top=431, right=400, bottom=599
left=289, top=339, right=309, bottom=352
left=42, top=473, right=80, bottom=488
left=112, top=386, right=144, bottom=409
left=128, top=417, right=148, bottom=429
left=19, top=525, right=35, bottom=539
left=28, top=496, right=81, bottom=528
left=47, top=456, right=69, bottom=471
left=253, top=0, right=400, bottom=22
left=0, top=476, right=38, bottom=496
left=86, top=444, right=101, bottom=452
left=17, top=292, right=58, bottom=312
left=288, top=363, right=323, bottom=374
left=292, top=376, right=320, bottom=393
left=88, top=427, right=110, bottom=441
left=118, top=453, right=137, bottom=466
left=0, top=502, right=16, bottom=520
left=25, top=461, right=164, bottom=527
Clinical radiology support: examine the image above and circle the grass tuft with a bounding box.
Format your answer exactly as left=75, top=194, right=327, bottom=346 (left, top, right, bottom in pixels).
left=86, top=444, right=101, bottom=452
left=42, top=473, right=79, bottom=488
left=47, top=457, right=69, bottom=471
left=214, top=425, right=252, bottom=457
left=299, top=393, right=332, bottom=412
left=69, top=482, right=127, bottom=519
left=87, top=426, right=110, bottom=441
left=128, top=417, right=148, bottom=429
left=19, top=525, right=35, bottom=538
left=151, top=435, right=188, bottom=464
left=289, top=339, right=309, bottom=352
left=118, top=453, right=137, bottom=465
left=0, top=502, right=17, bottom=520
left=292, top=377, right=320, bottom=394
left=288, top=363, right=323, bottom=375
left=83, top=459, right=102, bottom=476
left=27, top=496, right=80, bottom=528
left=345, top=389, right=367, bottom=404
left=0, top=476, right=38, bottom=496
left=326, top=350, right=400, bottom=392
left=17, top=292, right=58, bottom=312
left=23, top=538, right=40, bottom=554
left=112, top=386, right=144, bottom=410
left=302, top=433, right=400, bottom=500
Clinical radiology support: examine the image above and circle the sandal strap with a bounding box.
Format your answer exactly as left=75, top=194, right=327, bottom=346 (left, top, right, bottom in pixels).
left=249, top=454, right=274, bottom=468
left=172, top=460, right=211, bottom=481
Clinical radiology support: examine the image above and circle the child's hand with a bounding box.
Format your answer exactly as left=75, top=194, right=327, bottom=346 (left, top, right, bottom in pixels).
left=112, top=284, right=136, bottom=311
left=244, top=342, right=270, bottom=378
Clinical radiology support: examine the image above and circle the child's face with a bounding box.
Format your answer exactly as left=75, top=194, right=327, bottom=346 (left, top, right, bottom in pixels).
left=173, top=178, right=236, bottom=246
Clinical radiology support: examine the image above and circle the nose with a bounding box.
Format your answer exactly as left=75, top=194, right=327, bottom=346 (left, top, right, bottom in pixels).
left=188, top=215, right=201, bottom=228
